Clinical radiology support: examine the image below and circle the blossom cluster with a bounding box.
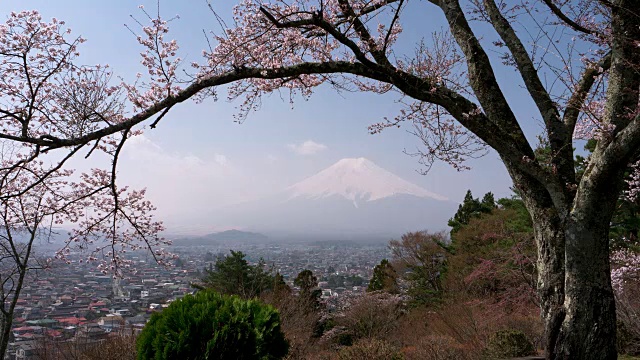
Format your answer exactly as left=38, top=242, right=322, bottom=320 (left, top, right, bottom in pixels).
left=124, top=7, right=184, bottom=110
left=0, top=10, right=175, bottom=276
left=611, top=243, right=640, bottom=292
left=196, top=0, right=405, bottom=121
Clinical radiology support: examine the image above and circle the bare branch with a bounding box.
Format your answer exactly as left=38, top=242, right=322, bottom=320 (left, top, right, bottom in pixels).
left=483, top=0, right=575, bottom=186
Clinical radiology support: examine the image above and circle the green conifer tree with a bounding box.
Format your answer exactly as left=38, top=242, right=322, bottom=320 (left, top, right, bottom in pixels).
left=367, top=259, right=398, bottom=293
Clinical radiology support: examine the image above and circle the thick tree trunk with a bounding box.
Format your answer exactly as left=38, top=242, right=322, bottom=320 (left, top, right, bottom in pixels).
left=531, top=205, right=617, bottom=360
left=555, top=218, right=617, bottom=359
left=512, top=160, right=619, bottom=360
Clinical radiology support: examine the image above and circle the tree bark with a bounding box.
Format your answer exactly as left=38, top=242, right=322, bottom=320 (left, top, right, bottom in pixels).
left=556, top=217, right=617, bottom=359
left=530, top=209, right=566, bottom=359
left=0, top=315, right=12, bottom=360
left=510, top=157, right=619, bottom=359
left=524, top=205, right=617, bottom=360
left=0, top=267, right=25, bottom=360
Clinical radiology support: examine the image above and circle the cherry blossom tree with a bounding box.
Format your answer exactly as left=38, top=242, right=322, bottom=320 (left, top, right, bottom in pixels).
left=0, top=161, right=69, bottom=356
left=0, top=1, right=639, bottom=359
left=0, top=11, right=172, bottom=357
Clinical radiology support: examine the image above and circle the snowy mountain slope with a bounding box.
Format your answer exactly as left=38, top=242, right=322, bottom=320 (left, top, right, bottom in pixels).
left=286, top=157, right=447, bottom=207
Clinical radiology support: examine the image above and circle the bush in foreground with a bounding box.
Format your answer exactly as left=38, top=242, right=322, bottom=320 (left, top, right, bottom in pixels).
left=485, top=329, right=535, bottom=358
left=136, top=290, right=288, bottom=360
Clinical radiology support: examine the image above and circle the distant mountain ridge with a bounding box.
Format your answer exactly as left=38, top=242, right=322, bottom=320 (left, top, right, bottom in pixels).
left=173, top=229, right=268, bottom=246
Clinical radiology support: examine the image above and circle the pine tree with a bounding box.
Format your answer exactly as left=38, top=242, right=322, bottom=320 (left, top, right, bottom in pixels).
left=294, top=270, right=322, bottom=310
left=448, top=190, right=496, bottom=234
left=201, top=250, right=284, bottom=299
left=367, top=259, right=398, bottom=293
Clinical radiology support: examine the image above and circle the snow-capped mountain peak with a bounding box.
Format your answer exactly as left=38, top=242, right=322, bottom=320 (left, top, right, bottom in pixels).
left=286, top=157, right=447, bottom=206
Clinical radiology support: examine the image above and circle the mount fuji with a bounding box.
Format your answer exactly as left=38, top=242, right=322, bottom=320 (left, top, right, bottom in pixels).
left=205, top=158, right=456, bottom=238
left=286, top=157, right=447, bottom=207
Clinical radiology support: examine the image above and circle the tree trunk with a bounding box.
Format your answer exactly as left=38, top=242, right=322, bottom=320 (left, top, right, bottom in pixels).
left=531, top=206, right=617, bottom=360
left=0, top=316, right=12, bottom=360
left=0, top=263, right=29, bottom=359
left=533, top=218, right=617, bottom=360
left=511, top=158, right=619, bottom=359
left=1, top=296, right=16, bottom=360
left=530, top=208, right=566, bottom=359
left=555, top=214, right=617, bottom=359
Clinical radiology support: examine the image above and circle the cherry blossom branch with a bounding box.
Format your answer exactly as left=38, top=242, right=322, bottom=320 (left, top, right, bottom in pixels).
left=483, top=0, right=560, bottom=127
left=337, top=0, right=401, bottom=22
left=436, top=0, right=582, bottom=209
left=4, top=62, right=381, bottom=151
left=258, top=6, right=377, bottom=67
left=382, top=0, right=404, bottom=54
left=149, top=104, right=173, bottom=129
left=564, top=51, right=612, bottom=132
left=0, top=145, right=83, bottom=200
left=540, top=0, right=603, bottom=36
left=336, top=0, right=393, bottom=67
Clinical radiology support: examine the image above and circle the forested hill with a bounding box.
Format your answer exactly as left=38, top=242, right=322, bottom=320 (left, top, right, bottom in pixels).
left=172, top=229, right=269, bottom=246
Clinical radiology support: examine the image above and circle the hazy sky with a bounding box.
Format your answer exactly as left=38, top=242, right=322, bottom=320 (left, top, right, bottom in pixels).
left=2, top=1, right=547, bottom=233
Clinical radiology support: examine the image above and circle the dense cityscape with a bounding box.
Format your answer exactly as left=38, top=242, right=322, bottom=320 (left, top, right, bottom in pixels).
left=3, top=239, right=390, bottom=359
